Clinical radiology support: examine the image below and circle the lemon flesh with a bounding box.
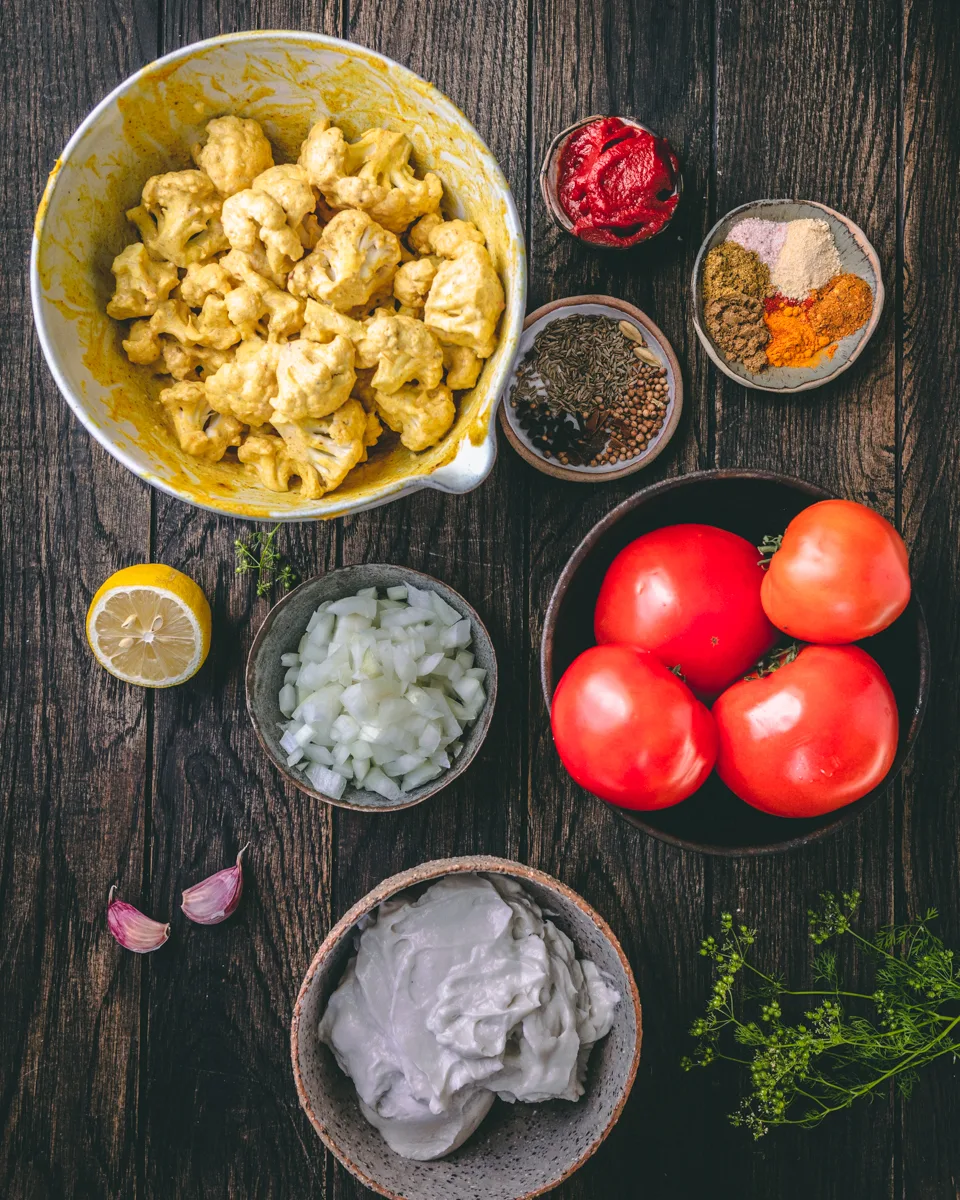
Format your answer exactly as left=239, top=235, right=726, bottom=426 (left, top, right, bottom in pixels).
left=86, top=566, right=211, bottom=688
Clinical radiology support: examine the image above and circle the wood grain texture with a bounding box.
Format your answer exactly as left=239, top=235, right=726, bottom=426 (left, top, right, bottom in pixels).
left=899, top=1, right=960, bottom=1196
left=5, top=0, right=960, bottom=1197
left=0, top=0, right=157, bottom=1196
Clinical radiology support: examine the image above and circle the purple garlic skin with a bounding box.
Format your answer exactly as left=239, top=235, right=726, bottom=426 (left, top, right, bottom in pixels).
left=180, top=845, right=248, bottom=926
left=107, top=887, right=171, bottom=953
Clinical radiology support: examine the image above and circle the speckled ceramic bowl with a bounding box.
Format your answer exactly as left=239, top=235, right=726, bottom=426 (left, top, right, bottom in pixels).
left=246, top=565, right=497, bottom=812
left=692, top=199, right=883, bottom=393
left=31, top=31, right=526, bottom=520
left=291, top=856, right=642, bottom=1200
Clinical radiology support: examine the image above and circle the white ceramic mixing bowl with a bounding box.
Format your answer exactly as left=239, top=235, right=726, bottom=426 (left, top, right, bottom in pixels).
left=31, top=32, right=526, bottom=521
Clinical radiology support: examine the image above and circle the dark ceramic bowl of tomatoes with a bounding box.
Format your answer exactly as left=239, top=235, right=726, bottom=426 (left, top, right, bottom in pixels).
left=540, top=470, right=930, bottom=856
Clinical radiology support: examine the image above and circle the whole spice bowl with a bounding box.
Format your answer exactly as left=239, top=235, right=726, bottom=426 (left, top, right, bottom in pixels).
left=540, top=470, right=929, bottom=855
left=692, top=199, right=884, bottom=394
left=291, top=855, right=642, bottom=1200
left=498, top=296, right=683, bottom=481
left=246, top=565, right=497, bottom=812
left=540, top=115, right=682, bottom=247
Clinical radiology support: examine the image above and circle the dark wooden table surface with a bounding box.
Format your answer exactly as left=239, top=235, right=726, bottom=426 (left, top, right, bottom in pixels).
left=5, top=1, right=960, bottom=1197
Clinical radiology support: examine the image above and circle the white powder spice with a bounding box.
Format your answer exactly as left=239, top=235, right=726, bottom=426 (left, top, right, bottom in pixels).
left=770, top=219, right=842, bottom=299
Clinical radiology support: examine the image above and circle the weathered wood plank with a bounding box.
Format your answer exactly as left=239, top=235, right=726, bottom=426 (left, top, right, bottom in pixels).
left=140, top=5, right=341, bottom=1199
left=0, top=1, right=157, bottom=1196
left=525, top=0, right=715, bottom=1195
left=708, top=0, right=900, bottom=1196
left=899, top=2, right=960, bottom=1196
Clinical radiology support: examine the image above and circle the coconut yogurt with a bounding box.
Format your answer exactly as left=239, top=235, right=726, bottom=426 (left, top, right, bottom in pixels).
left=318, top=872, right=620, bottom=1160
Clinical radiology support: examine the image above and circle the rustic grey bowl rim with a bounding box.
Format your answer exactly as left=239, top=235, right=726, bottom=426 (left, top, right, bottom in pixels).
left=691, top=198, right=884, bottom=394
left=290, top=854, right=643, bottom=1200
left=246, top=565, right=498, bottom=813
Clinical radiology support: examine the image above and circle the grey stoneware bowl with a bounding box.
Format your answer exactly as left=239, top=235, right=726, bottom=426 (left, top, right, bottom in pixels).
left=692, top=199, right=884, bottom=393
left=541, top=470, right=929, bottom=856
left=246, top=565, right=497, bottom=813
left=291, top=855, right=642, bottom=1200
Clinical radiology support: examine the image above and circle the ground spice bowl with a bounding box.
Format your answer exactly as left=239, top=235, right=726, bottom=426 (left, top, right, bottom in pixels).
left=540, top=470, right=929, bottom=855
left=291, top=855, right=642, bottom=1200
left=540, top=115, right=682, bottom=247
left=498, top=295, right=683, bottom=482
left=692, top=198, right=884, bottom=394
left=246, top=565, right=497, bottom=813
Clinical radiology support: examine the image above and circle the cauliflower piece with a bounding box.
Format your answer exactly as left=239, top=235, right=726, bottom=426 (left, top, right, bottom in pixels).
left=251, top=164, right=319, bottom=247
left=221, top=188, right=304, bottom=279
left=351, top=366, right=378, bottom=408
left=237, top=433, right=306, bottom=493
left=356, top=309, right=443, bottom=394
left=149, top=299, right=201, bottom=345
left=121, top=320, right=162, bottom=365
left=374, top=382, right=455, bottom=452
left=194, top=296, right=244, bottom=351
left=298, top=123, right=441, bottom=233
left=288, top=210, right=400, bottom=311
left=408, top=212, right=444, bottom=255
left=204, top=339, right=281, bottom=425
left=159, top=381, right=243, bottom=461
left=423, top=225, right=504, bottom=359
left=162, top=342, right=233, bottom=382
left=393, top=256, right=439, bottom=310
left=442, top=342, right=483, bottom=390
left=360, top=409, right=383, bottom=459
left=179, top=260, right=234, bottom=307
left=219, top=249, right=304, bottom=341
left=262, top=399, right=370, bottom=498
left=192, top=116, right=275, bottom=198
left=302, top=298, right=364, bottom=344
left=126, top=170, right=228, bottom=268
left=272, top=336, right=356, bottom=421
left=106, top=243, right=179, bottom=319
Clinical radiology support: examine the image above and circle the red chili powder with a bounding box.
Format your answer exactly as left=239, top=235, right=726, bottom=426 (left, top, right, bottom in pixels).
left=557, top=117, right=680, bottom=248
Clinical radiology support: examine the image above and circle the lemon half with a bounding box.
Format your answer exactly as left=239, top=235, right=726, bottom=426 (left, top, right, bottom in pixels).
left=86, top=565, right=212, bottom=688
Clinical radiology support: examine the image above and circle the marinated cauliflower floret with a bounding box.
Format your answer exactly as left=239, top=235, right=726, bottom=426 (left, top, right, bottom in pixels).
left=192, top=116, right=275, bottom=198
left=193, top=296, right=244, bottom=351
left=266, top=399, right=371, bottom=498
left=302, top=298, right=364, bottom=344
left=163, top=342, right=233, bottom=382
left=361, top=409, right=383, bottom=458
left=179, top=260, right=234, bottom=307
left=288, top=209, right=400, bottom=311
left=204, top=338, right=281, bottom=426
left=374, top=383, right=455, bottom=452
left=237, top=433, right=306, bottom=493
left=159, top=381, right=244, bottom=461
left=149, top=299, right=201, bottom=345
left=220, top=250, right=304, bottom=341
left=107, top=243, right=179, bottom=319
left=442, top=342, right=483, bottom=390
left=127, top=170, right=228, bottom=268
left=122, top=319, right=163, bottom=365
left=251, top=164, right=319, bottom=247
left=425, top=217, right=487, bottom=258
left=221, top=188, right=304, bottom=280
left=299, top=123, right=442, bottom=234
left=392, top=256, right=439, bottom=309
left=356, top=309, right=443, bottom=394
left=424, top=240, right=505, bottom=359
left=272, top=336, right=356, bottom=421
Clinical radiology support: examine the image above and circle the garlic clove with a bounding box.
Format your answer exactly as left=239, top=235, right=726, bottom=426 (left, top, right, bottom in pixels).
left=107, top=885, right=171, bottom=953
left=180, top=844, right=248, bottom=926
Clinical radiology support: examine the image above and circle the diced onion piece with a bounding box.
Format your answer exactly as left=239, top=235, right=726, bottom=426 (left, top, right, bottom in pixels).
left=364, top=768, right=402, bottom=801
left=386, top=585, right=407, bottom=600
left=279, top=684, right=297, bottom=716
left=430, top=592, right=461, bottom=626
left=307, top=763, right=346, bottom=800
left=402, top=762, right=443, bottom=790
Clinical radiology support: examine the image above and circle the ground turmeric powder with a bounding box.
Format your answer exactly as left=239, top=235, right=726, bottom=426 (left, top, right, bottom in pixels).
left=763, top=304, right=836, bottom=369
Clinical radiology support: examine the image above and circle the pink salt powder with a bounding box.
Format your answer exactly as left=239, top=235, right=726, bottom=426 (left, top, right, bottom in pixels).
left=726, top=218, right=789, bottom=269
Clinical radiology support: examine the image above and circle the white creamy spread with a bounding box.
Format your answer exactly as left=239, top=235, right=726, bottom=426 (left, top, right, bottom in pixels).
left=318, top=873, right=620, bottom=1160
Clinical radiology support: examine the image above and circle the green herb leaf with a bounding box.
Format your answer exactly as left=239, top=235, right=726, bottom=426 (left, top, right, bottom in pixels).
left=234, top=526, right=299, bottom=598
left=685, top=893, right=960, bottom=1138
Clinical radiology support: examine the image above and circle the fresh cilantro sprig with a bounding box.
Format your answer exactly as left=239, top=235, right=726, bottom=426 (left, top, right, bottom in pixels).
left=683, top=892, right=960, bottom=1138
left=234, top=525, right=298, bottom=597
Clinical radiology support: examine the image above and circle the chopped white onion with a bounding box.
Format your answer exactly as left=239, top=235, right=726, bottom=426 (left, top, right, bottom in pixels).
left=277, top=584, right=486, bottom=799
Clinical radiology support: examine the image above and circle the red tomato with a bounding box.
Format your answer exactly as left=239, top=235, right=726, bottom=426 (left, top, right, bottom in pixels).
left=594, top=524, right=778, bottom=696
left=551, top=644, right=718, bottom=810
left=761, top=500, right=911, bottom=643
left=713, top=645, right=898, bottom=818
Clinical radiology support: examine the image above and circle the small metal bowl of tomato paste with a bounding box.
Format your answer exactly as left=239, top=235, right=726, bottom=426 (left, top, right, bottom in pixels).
left=540, top=115, right=682, bottom=248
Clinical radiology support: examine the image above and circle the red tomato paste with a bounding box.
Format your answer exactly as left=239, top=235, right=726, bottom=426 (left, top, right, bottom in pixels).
left=557, top=117, right=680, bottom=247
